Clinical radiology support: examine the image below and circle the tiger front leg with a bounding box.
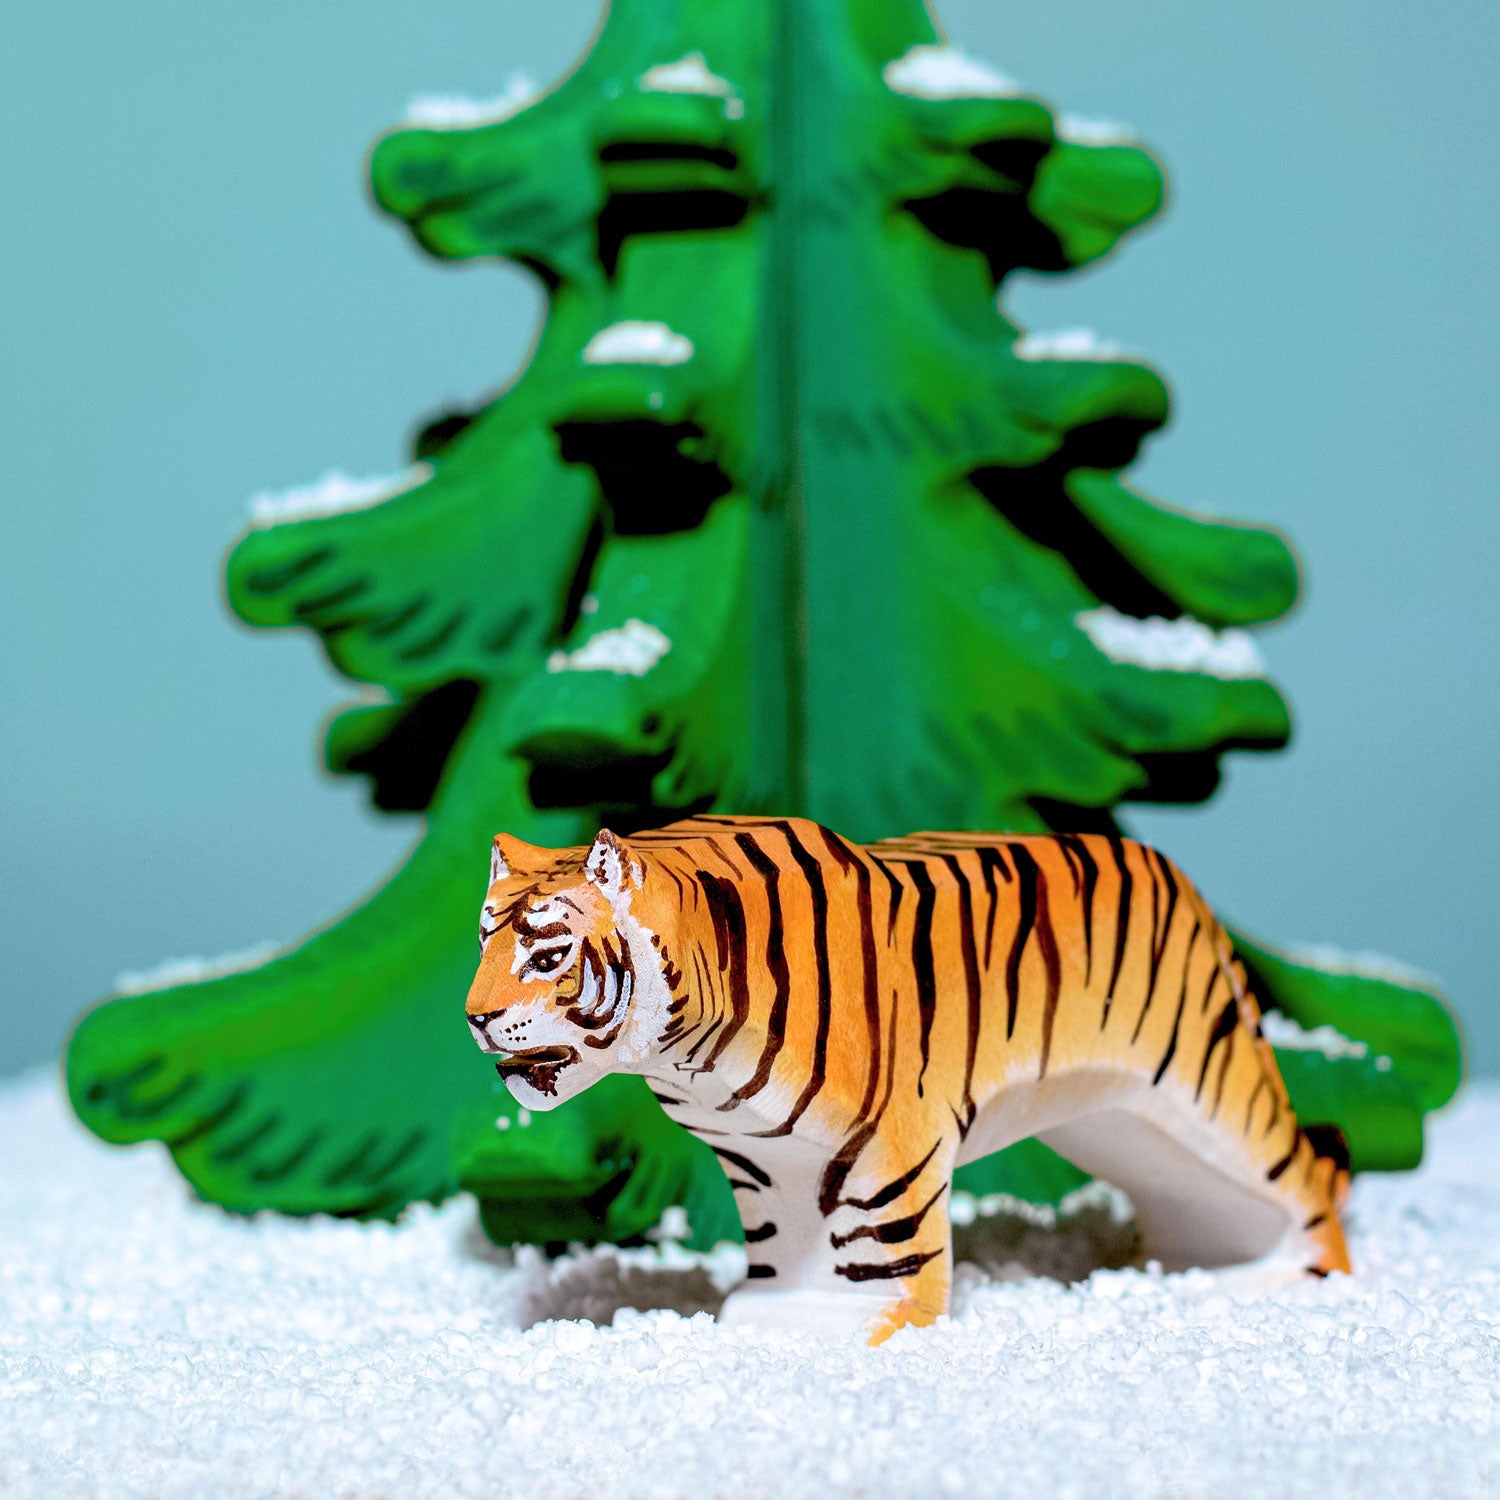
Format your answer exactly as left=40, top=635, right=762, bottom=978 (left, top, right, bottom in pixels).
left=710, top=1134, right=886, bottom=1340
left=824, top=1127, right=959, bottom=1345
left=716, top=1127, right=959, bottom=1346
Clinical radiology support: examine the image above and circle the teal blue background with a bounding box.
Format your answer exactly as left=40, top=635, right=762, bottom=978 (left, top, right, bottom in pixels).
left=2, top=1, right=1495, bottom=1078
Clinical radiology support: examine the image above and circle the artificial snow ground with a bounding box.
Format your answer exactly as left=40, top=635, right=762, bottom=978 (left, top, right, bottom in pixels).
left=3, top=1073, right=1496, bottom=1500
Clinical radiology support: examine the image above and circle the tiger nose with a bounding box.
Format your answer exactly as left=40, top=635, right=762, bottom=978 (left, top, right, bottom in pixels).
left=467, top=1011, right=503, bottom=1051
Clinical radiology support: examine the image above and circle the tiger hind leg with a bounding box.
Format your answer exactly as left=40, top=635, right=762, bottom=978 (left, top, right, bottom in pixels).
left=1032, top=1087, right=1351, bottom=1280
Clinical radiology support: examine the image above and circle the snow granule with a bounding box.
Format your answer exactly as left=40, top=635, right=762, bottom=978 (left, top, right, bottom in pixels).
left=883, top=44, right=1019, bottom=101
left=1260, top=1010, right=1375, bottom=1063
left=247, top=465, right=431, bottom=525
left=547, top=618, right=672, bottom=677
left=1014, top=327, right=1127, bottom=362
left=1281, top=940, right=1444, bottom=992
left=582, top=320, right=696, bottom=367
left=403, top=74, right=538, bottom=128
left=638, top=52, right=736, bottom=100
left=1057, top=113, right=1136, bottom=145
left=1076, top=605, right=1267, bottom=680
left=2, top=1069, right=1496, bottom=1499
left=112, top=943, right=283, bottom=998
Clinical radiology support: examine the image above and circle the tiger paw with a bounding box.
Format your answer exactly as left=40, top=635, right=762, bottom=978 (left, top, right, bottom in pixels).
left=866, top=1295, right=945, bottom=1346
left=717, top=1288, right=897, bottom=1343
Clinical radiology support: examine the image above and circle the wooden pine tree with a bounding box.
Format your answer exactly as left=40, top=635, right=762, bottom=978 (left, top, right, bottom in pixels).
left=68, top=0, right=1458, bottom=1247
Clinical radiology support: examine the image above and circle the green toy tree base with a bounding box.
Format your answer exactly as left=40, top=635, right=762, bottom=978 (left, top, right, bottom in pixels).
left=68, top=0, right=1459, bottom=1250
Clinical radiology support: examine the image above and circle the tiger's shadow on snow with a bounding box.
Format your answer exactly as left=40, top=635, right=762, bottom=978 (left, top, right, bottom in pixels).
left=464, top=1187, right=1143, bottom=1329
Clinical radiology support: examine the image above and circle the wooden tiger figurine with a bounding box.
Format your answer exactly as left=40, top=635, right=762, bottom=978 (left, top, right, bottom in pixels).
left=465, top=816, right=1350, bottom=1343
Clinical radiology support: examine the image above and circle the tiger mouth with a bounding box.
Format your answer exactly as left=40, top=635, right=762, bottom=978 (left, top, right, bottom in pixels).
left=493, top=1045, right=579, bottom=1096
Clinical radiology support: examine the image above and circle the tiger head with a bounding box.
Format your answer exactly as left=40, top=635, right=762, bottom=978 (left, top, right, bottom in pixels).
left=465, top=829, right=670, bottom=1110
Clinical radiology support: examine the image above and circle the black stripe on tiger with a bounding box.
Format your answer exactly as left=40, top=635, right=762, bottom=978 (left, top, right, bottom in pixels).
left=718, top=834, right=792, bottom=1109
left=1003, top=844, right=1042, bottom=1040
left=875, top=856, right=905, bottom=941
left=841, top=1137, right=942, bottom=1214
left=696, top=872, right=752, bottom=1072
left=1101, top=836, right=1133, bottom=1029
left=1206, top=1010, right=1237, bottom=1118
left=906, top=860, right=939, bottom=1096
left=756, top=821, right=833, bottom=1137
left=828, top=1183, right=947, bottom=1249
left=1147, top=848, right=1181, bottom=992
left=1057, top=833, right=1099, bottom=986
left=816, top=827, right=883, bottom=1142
left=676, top=944, right=722, bottom=1062
left=1149, top=918, right=1201, bottom=1083
left=1302, top=1124, right=1351, bottom=1176
left=1266, top=1130, right=1301, bottom=1182
left=1033, top=865, right=1062, bottom=1078
left=938, top=854, right=982, bottom=1129
left=712, top=1145, right=772, bottom=1187
left=835, top=1248, right=944, bottom=1284
left=819, top=991, right=901, bottom=1217
left=1195, top=995, right=1240, bottom=1101
left=974, top=846, right=1010, bottom=968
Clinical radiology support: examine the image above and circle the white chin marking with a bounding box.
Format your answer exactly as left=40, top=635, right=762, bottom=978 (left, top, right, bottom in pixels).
left=502, top=1073, right=573, bottom=1112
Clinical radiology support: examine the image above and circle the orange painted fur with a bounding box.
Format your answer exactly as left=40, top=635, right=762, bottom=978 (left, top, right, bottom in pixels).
left=466, top=816, right=1349, bottom=1343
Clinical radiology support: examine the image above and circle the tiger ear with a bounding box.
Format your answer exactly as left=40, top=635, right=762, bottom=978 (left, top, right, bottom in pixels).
left=489, top=832, right=543, bottom=887
left=584, top=829, right=641, bottom=900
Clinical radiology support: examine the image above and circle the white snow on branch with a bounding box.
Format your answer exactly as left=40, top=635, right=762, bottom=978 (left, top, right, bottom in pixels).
left=1057, top=113, right=1135, bottom=145
left=1014, top=328, right=1127, bottom=362
left=1278, top=941, right=1443, bottom=992
left=638, top=52, right=735, bottom=98
left=113, top=942, right=282, bottom=997
left=1259, top=1011, right=1371, bottom=1063
left=582, top=321, right=695, bottom=367
left=1076, top=607, right=1267, bottom=680
left=547, top=619, right=671, bottom=677
left=248, top=465, right=433, bottom=526
left=884, top=44, right=1019, bottom=101
left=403, top=74, right=538, bottom=129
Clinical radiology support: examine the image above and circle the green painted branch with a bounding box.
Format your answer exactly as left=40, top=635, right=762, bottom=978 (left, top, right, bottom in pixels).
left=67, top=0, right=1460, bottom=1248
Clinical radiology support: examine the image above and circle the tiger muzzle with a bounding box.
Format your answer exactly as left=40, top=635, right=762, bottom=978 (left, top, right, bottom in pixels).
left=487, top=1044, right=581, bottom=1098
